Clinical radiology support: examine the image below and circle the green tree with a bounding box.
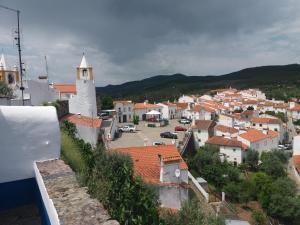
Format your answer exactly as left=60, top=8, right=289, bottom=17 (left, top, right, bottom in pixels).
left=259, top=152, right=286, bottom=178
left=247, top=106, right=254, bottom=110
left=0, top=81, right=13, bottom=98
left=251, top=210, right=267, bottom=225
left=161, top=199, right=225, bottom=225
left=101, top=96, right=114, bottom=110
left=133, top=114, right=139, bottom=125
left=245, top=149, right=259, bottom=171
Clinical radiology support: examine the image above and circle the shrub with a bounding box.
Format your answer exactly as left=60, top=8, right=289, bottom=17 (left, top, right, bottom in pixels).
left=252, top=210, right=267, bottom=225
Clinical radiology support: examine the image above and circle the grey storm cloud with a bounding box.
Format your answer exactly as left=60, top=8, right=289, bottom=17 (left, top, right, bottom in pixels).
left=0, top=0, right=300, bottom=86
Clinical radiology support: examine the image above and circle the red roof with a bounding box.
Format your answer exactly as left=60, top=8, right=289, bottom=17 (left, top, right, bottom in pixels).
left=206, top=136, right=247, bottom=150
left=192, top=104, right=215, bottom=113
left=175, top=102, right=188, bottom=110
left=192, top=120, right=216, bottom=129
left=251, top=117, right=281, bottom=124
left=291, top=103, right=300, bottom=111
left=215, top=124, right=238, bottom=134
left=112, top=145, right=188, bottom=184
left=134, top=102, right=161, bottom=109
left=62, top=114, right=102, bottom=128
left=239, top=128, right=268, bottom=142
left=53, top=84, right=76, bottom=93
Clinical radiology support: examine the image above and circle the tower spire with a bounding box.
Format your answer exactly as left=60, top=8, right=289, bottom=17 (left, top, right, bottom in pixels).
left=80, top=53, right=88, bottom=68
left=0, top=54, right=7, bottom=70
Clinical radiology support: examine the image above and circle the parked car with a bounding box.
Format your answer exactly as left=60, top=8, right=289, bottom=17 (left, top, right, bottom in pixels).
left=119, top=124, right=136, bottom=132
left=152, top=141, right=166, bottom=146
left=175, top=126, right=187, bottom=132
left=160, top=131, right=178, bottom=139
left=179, top=119, right=191, bottom=124
left=98, top=112, right=110, bottom=120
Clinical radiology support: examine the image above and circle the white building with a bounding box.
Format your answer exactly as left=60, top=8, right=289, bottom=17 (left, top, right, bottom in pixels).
left=114, top=100, right=134, bottom=123
left=190, top=104, right=216, bottom=121
left=157, top=102, right=177, bottom=120
left=215, top=124, right=239, bottom=138
left=134, top=102, right=162, bottom=121
left=206, top=136, right=247, bottom=165
left=290, top=102, right=300, bottom=121
left=69, top=54, right=97, bottom=118
left=53, top=83, right=76, bottom=101
left=237, top=128, right=279, bottom=154
left=250, top=117, right=286, bottom=142
left=113, top=145, right=189, bottom=210
left=191, top=120, right=216, bottom=148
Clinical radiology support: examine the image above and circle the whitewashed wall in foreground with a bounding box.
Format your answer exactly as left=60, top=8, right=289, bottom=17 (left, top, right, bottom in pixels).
left=0, top=106, right=60, bottom=183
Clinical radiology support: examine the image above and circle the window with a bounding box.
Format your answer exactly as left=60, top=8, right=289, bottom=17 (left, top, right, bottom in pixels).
left=123, top=108, right=126, bottom=112
left=198, top=139, right=201, bottom=142
left=128, top=107, right=131, bottom=112
left=198, top=129, right=201, bottom=133
left=253, top=123, right=256, bottom=126
left=259, top=124, right=262, bottom=127
left=233, top=149, right=236, bottom=152
left=274, top=128, right=278, bottom=131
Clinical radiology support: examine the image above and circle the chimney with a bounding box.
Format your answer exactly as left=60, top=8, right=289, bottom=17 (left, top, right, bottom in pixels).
left=158, top=154, right=163, bottom=182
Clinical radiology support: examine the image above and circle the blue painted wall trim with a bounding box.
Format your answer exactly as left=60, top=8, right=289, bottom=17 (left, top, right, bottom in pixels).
left=0, top=178, right=36, bottom=211
left=0, top=178, right=52, bottom=225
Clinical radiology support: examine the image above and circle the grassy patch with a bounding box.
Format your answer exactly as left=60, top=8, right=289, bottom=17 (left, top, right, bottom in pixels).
left=61, top=131, right=86, bottom=173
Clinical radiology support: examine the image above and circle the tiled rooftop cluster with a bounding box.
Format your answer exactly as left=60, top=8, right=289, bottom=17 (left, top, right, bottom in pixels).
left=37, top=159, right=119, bottom=225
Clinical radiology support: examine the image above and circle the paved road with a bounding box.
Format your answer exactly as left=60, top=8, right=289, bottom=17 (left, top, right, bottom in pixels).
left=110, top=120, right=190, bottom=149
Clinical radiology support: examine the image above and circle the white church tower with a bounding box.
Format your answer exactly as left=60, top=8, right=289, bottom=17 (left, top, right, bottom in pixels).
left=69, top=54, right=97, bottom=118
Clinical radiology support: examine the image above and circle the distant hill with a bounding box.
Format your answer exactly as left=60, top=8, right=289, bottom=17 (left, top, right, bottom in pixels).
left=96, top=64, right=300, bottom=102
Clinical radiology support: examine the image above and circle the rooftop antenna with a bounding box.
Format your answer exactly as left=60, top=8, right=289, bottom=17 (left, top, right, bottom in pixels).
left=0, top=4, right=25, bottom=105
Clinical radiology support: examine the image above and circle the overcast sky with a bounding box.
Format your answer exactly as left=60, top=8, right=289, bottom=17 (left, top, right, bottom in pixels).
left=1, top=0, right=300, bottom=86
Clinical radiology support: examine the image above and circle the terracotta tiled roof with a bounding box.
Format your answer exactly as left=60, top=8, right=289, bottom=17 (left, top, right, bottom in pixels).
left=242, top=99, right=258, bottom=104
left=192, top=104, right=215, bottom=113
left=251, top=117, right=281, bottom=124
left=134, top=102, right=162, bottom=109
left=61, top=114, right=102, bottom=128
left=293, top=155, right=300, bottom=173
left=291, top=103, right=300, bottom=111
left=162, top=102, right=177, bottom=107
left=206, top=136, right=247, bottom=150
left=175, top=102, right=188, bottom=110
left=53, top=84, right=76, bottom=93
left=239, top=128, right=268, bottom=142
left=192, top=120, right=216, bottom=129
left=112, top=145, right=188, bottom=184
left=215, top=125, right=238, bottom=134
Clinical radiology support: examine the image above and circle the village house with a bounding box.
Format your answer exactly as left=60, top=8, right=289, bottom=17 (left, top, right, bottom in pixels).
left=206, top=136, right=247, bottom=165
left=191, top=120, right=216, bottom=148
left=53, top=84, right=76, bottom=101
left=174, top=102, right=188, bottom=118
left=157, top=102, right=178, bottom=120
left=289, top=102, right=300, bottom=121
left=237, top=128, right=279, bottom=154
left=134, top=102, right=163, bottom=121
left=215, top=124, right=239, bottom=138
left=250, top=117, right=286, bottom=142
left=113, top=145, right=189, bottom=210
left=114, top=100, right=134, bottom=123
left=190, top=104, right=216, bottom=121
left=62, top=114, right=102, bottom=146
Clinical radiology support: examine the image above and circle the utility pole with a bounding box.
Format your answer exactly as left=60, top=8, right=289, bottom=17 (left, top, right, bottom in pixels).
left=44, top=55, right=49, bottom=79
left=0, top=4, right=25, bottom=105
